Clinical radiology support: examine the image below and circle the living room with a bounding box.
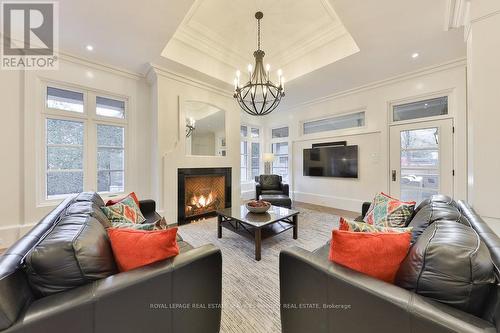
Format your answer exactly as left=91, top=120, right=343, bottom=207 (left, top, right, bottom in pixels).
left=0, top=0, right=499, bottom=332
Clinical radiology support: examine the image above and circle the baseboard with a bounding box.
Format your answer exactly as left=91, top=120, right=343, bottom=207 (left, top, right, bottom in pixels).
left=482, top=216, right=500, bottom=236
left=293, top=191, right=364, bottom=213
left=0, top=223, right=37, bottom=248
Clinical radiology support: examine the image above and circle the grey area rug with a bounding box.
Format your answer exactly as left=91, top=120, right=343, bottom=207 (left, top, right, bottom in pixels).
left=179, top=208, right=340, bottom=333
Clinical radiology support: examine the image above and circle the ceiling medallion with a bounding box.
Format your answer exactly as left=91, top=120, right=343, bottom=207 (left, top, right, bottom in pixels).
left=233, top=11, right=285, bottom=116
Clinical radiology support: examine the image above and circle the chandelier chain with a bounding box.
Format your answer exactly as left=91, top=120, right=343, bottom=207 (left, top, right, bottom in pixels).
left=257, top=17, right=261, bottom=50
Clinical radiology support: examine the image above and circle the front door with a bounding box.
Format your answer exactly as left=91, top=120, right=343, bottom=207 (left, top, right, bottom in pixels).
left=389, top=119, right=453, bottom=203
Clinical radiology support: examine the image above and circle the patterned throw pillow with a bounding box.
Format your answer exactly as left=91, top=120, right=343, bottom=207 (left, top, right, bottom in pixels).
left=363, top=192, right=415, bottom=227
left=339, top=217, right=413, bottom=233
left=101, top=194, right=146, bottom=224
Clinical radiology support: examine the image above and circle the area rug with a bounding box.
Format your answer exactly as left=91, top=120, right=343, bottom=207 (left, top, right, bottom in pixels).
left=179, top=208, right=340, bottom=333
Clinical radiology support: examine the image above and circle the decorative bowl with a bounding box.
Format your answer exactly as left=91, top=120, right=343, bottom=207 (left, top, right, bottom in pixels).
left=245, top=200, right=271, bottom=214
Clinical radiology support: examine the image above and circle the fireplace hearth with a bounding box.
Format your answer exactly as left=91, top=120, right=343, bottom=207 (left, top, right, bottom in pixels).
left=178, top=168, right=231, bottom=224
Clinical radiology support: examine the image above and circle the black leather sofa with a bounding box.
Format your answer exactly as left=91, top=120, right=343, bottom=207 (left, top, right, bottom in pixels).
left=0, top=192, right=222, bottom=333
left=280, top=196, right=499, bottom=333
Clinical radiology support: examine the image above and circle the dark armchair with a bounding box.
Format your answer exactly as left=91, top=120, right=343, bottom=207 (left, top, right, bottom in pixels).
left=255, top=174, right=289, bottom=200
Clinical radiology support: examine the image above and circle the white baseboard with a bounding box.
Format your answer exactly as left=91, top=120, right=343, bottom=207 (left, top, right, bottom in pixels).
left=0, top=223, right=37, bottom=248
left=482, top=216, right=500, bottom=235
left=293, top=191, right=364, bottom=213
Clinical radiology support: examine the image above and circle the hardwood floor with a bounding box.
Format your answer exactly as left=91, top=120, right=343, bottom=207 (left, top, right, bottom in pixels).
left=294, top=201, right=360, bottom=219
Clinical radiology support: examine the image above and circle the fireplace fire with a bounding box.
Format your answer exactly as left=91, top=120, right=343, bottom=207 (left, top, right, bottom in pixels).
left=184, top=175, right=225, bottom=219
left=178, top=167, right=231, bottom=224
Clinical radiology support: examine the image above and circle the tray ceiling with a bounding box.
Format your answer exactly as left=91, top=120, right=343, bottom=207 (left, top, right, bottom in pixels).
left=162, top=0, right=359, bottom=84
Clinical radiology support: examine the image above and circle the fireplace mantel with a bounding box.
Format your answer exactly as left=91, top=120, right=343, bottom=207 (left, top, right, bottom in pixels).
left=177, top=167, right=232, bottom=224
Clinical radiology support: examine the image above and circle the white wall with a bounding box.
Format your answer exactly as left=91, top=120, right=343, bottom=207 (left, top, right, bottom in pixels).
left=466, top=0, right=500, bottom=234
left=148, top=66, right=241, bottom=224
left=0, top=56, right=152, bottom=247
left=261, top=62, right=467, bottom=213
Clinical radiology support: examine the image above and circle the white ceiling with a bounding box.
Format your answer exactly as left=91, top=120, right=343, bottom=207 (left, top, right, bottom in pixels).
left=162, top=0, right=359, bottom=83
left=56, top=0, right=466, bottom=109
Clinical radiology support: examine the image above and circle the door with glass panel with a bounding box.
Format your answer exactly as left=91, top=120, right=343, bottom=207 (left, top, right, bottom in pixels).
left=389, top=119, right=453, bottom=204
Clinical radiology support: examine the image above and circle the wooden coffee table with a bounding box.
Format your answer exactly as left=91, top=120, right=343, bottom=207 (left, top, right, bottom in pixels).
left=216, top=205, right=299, bottom=261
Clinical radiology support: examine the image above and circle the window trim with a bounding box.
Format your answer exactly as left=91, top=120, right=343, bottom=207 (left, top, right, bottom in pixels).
left=300, top=109, right=367, bottom=136
left=40, top=81, right=129, bottom=204
left=388, top=89, right=453, bottom=126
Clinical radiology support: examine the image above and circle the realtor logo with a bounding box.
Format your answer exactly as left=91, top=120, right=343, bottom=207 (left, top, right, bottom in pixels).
left=1, top=1, right=58, bottom=69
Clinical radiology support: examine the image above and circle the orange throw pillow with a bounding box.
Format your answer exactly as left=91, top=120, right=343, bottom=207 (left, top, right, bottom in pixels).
left=108, top=227, right=179, bottom=272
left=329, top=230, right=411, bottom=283
left=106, top=192, right=140, bottom=206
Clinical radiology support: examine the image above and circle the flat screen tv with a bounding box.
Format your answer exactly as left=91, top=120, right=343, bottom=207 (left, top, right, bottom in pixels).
left=303, top=145, right=358, bottom=178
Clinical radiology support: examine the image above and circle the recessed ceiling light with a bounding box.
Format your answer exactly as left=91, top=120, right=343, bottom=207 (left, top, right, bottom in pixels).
left=411, top=52, right=419, bottom=59
left=85, top=45, right=94, bottom=51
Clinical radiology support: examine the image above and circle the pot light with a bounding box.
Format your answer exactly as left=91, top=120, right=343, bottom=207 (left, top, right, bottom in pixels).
left=411, top=52, right=419, bottom=59
left=85, top=45, right=94, bottom=51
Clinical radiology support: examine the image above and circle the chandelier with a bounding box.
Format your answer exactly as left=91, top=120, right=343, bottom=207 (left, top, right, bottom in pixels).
left=233, top=12, right=285, bottom=116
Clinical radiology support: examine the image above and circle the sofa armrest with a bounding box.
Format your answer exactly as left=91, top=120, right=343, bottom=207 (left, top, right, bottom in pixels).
left=279, top=246, right=493, bottom=333
left=255, top=184, right=262, bottom=200
left=281, top=183, right=290, bottom=197
left=361, top=201, right=371, bottom=218
left=138, top=199, right=156, bottom=216
left=93, top=244, right=222, bottom=333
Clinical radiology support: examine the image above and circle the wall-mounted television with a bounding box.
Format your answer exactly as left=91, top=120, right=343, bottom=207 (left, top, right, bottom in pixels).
left=303, top=145, right=358, bottom=178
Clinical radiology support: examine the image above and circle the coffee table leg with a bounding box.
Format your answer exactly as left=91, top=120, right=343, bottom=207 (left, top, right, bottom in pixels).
left=255, top=228, right=262, bottom=261
left=217, top=215, right=222, bottom=238
left=293, top=215, right=298, bottom=239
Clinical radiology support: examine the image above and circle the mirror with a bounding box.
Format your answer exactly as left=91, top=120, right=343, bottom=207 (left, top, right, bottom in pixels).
left=184, top=101, right=226, bottom=156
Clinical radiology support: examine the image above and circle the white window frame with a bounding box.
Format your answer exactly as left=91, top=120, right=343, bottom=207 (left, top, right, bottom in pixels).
left=301, top=109, right=366, bottom=136
left=240, top=124, right=262, bottom=183
left=270, top=126, right=290, bottom=183
left=41, top=81, right=129, bottom=203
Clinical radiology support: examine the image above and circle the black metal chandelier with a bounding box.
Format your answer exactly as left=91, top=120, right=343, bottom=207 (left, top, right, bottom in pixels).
left=233, top=11, right=285, bottom=116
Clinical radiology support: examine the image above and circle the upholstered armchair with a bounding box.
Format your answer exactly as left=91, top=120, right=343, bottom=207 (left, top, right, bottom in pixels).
left=255, top=174, right=289, bottom=200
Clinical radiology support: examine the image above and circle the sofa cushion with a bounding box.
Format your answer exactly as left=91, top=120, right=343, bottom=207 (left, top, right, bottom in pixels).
left=107, top=227, right=179, bottom=272
left=408, top=201, right=469, bottom=244
left=259, top=175, right=281, bottom=190
left=74, top=191, right=105, bottom=207
left=396, top=221, right=496, bottom=317
left=363, top=192, right=415, bottom=227
left=101, top=195, right=146, bottom=224
left=23, top=215, right=117, bottom=297
left=329, top=230, right=411, bottom=283
left=339, top=217, right=413, bottom=233
left=65, top=201, right=112, bottom=228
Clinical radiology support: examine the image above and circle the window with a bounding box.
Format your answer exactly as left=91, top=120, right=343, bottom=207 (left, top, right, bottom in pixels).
left=393, top=96, right=448, bottom=122
left=46, top=119, right=84, bottom=198
left=303, top=111, right=365, bottom=135
left=240, top=140, right=248, bottom=182
left=271, top=126, right=289, bottom=183
left=46, top=87, right=84, bottom=113
left=251, top=142, right=260, bottom=179
left=97, top=125, right=125, bottom=192
left=272, top=126, right=289, bottom=138
left=240, top=125, right=261, bottom=182
left=43, top=84, right=127, bottom=200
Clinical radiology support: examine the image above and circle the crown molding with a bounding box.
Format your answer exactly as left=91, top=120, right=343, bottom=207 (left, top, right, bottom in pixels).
left=283, top=58, right=467, bottom=111
left=146, top=63, right=232, bottom=98
left=445, top=0, right=471, bottom=41
left=58, top=51, right=144, bottom=80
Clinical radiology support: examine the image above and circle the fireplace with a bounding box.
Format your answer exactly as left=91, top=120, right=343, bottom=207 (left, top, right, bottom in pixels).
left=178, top=168, right=231, bottom=224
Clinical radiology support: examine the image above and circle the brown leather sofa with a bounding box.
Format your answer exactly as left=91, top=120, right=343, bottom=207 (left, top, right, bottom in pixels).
left=0, top=192, right=222, bottom=333
left=280, top=196, right=499, bottom=333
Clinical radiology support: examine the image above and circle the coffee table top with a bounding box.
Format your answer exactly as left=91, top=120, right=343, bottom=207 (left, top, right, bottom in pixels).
left=217, top=205, right=299, bottom=228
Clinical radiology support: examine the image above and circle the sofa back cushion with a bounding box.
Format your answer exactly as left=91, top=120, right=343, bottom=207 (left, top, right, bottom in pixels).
left=24, top=214, right=117, bottom=297
left=259, top=175, right=282, bottom=190
left=396, top=221, right=496, bottom=317
left=65, top=201, right=111, bottom=228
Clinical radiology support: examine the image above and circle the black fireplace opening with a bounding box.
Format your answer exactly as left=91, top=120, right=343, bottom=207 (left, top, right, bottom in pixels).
left=178, top=168, right=231, bottom=225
